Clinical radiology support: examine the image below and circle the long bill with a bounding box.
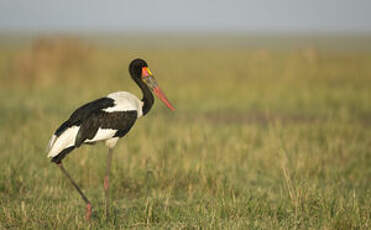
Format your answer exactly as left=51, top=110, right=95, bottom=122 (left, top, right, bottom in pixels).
left=153, top=86, right=175, bottom=111
left=142, top=67, right=175, bottom=111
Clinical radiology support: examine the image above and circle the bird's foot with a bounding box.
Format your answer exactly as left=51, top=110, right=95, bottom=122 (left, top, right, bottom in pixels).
left=86, top=203, right=92, bottom=221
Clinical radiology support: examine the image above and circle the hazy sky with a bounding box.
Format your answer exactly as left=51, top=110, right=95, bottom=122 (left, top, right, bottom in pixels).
left=0, top=0, right=370, bottom=32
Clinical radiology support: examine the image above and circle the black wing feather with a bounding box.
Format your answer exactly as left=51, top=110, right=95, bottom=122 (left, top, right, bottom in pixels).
left=51, top=97, right=138, bottom=164
left=75, top=111, right=137, bottom=147
left=55, top=97, right=115, bottom=136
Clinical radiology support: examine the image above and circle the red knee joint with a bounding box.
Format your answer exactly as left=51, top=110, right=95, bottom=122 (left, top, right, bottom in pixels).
left=104, top=176, right=109, bottom=191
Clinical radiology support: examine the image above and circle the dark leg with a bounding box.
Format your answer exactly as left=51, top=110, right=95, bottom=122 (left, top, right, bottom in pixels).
left=104, top=148, right=114, bottom=218
left=57, top=162, right=92, bottom=220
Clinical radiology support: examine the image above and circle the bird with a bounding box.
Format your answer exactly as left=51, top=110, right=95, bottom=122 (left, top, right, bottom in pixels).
left=46, top=58, right=175, bottom=220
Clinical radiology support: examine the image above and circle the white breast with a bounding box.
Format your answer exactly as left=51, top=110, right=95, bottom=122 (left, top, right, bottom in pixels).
left=103, top=91, right=143, bottom=117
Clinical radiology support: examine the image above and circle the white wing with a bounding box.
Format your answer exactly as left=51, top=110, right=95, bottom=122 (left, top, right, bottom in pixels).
left=104, top=91, right=143, bottom=117
left=47, top=126, right=80, bottom=158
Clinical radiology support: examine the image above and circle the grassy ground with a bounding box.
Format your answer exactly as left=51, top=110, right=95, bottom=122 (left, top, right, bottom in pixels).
left=0, top=35, right=370, bottom=229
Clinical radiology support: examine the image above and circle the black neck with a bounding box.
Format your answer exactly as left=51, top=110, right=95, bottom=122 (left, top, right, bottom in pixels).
left=134, top=77, right=154, bottom=116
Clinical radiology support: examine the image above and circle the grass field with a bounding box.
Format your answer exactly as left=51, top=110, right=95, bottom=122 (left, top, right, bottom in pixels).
left=0, top=35, right=370, bottom=229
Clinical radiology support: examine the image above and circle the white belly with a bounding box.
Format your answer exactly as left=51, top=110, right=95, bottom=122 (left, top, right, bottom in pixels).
left=85, top=128, right=117, bottom=143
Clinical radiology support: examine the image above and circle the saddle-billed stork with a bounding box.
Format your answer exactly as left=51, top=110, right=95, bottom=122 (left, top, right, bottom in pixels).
left=46, top=58, right=175, bottom=220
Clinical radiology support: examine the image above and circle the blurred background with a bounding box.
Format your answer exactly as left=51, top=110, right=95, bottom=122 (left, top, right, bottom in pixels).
left=0, top=0, right=370, bottom=228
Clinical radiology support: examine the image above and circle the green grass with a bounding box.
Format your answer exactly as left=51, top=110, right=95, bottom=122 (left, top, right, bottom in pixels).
left=0, top=35, right=370, bottom=229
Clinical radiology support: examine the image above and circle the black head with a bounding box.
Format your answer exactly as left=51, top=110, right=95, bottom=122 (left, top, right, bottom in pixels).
left=129, top=58, right=148, bottom=79
left=128, top=58, right=175, bottom=111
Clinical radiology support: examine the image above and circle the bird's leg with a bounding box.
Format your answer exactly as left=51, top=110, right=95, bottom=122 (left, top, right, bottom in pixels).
left=57, top=162, right=92, bottom=221
left=104, top=148, right=114, bottom=219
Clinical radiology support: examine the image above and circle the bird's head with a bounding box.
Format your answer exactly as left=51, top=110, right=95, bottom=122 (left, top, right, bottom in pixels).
left=129, top=58, right=175, bottom=111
